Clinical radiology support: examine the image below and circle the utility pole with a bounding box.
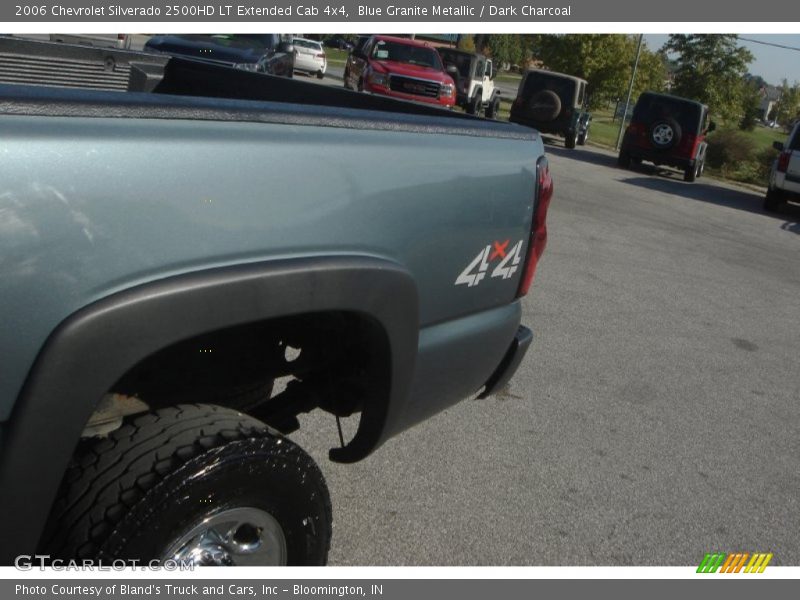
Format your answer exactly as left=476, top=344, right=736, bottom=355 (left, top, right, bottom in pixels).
left=616, top=34, right=643, bottom=150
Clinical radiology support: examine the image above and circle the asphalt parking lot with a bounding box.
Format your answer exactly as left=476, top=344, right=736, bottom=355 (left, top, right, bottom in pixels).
left=294, top=143, right=800, bottom=565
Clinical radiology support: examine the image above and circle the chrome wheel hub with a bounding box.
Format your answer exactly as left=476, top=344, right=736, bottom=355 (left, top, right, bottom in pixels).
left=163, top=507, right=287, bottom=566
left=652, top=124, right=674, bottom=145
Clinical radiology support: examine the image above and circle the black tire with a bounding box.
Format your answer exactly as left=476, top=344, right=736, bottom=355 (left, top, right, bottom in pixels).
left=649, top=118, right=682, bottom=150
left=485, top=96, right=501, bottom=120
left=618, top=148, right=632, bottom=169
left=764, top=188, right=784, bottom=212
left=528, top=90, right=562, bottom=122
left=578, top=131, right=588, bottom=145
left=316, top=70, right=324, bottom=80
left=684, top=163, right=698, bottom=183
left=40, top=404, right=332, bottom=566
left=565, top=129, right=578, bottom=149
left=357, top=77, right=365, bottom=92
left=468, top=91, right=482, bottom=115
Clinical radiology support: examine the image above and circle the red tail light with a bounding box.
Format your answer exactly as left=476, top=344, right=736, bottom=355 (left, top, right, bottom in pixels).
left=777, top=151, right=791, bottom=173
left=628, top=122, right=646, bottom=138
left=680, top=133, right=700, bottom=156
left=517, top=156, right=554, bottom=297
left=316, top=53, right=326, bottom=59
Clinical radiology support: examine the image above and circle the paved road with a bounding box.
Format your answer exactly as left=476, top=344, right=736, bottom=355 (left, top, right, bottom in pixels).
left=293, top=144, right=800, bottom=566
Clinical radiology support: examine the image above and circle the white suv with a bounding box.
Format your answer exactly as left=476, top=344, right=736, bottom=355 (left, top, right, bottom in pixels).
left=765, top=121, right=800, bottom=211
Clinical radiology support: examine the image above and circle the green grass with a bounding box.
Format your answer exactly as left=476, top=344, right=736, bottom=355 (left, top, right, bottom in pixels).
left=494, top=72, right=523, bottom=85
left=730, top=124, right=783, bottom=153
left=585, top=109, right=783, bottom=153
left=324, top=47, right=349, bottom=64
left=585, top=110, right=626, bottom=148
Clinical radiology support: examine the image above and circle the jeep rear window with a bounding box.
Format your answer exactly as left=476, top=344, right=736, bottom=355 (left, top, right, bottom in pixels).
left=522, top=73, right=576, bottom=104
left=438, top=50, right=471, bottom=78
left=371, top=41, right=443, bottom=70
left=633, top=95, right=702, bottom=133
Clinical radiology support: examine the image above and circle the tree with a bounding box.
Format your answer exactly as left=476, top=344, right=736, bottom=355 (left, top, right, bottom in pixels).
left=739, top=79, right=763, bottom=131
left=530, top=35, right=666, bottom=109
left=483, top=34, right=526, bottom=69
left=456, top=35, right=475, bottom=53
left=663, top=35, right=754, bottom=122
left=774, top=79, right=800, bottom=127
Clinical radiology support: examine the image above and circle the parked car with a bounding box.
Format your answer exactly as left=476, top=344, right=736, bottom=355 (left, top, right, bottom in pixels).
left=509, top=68, right=590, bottom=149
left=144, top=33, right=294, bottom=77
left=0, top=36, right=551, bottom=566
left=292, top=37, right=326, bottom=79
left=618, top=91, right=715, bottom=183
left=324, top=36, right=353, bottom=51
left=343, top=35, right=456, bottom=108
left=437, top=48, right=501, bottom=118
left=764, top=121, right=800, bottom=211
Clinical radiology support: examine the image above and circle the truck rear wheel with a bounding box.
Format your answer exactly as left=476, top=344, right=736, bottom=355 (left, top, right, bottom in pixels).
left=40, top=404, right=332, bottom=565
left=763, top=188, right=785, bottom=212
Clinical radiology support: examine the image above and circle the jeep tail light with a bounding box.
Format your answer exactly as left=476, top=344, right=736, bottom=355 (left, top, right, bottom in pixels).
left=777, top=151, right=791, bottom=173
left=628, top=122, right=646, bottom=138
left=517, top=156, right=554, bottom=297
left=682, top=133, right=700, bottom=157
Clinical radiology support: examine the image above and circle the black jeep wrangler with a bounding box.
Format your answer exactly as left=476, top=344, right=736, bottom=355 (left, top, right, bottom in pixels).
left=509, top=68, right=590, bottom=149
left=618, top=91, right=716, bottom=183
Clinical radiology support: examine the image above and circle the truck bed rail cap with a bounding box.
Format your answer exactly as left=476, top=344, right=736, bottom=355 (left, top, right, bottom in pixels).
left=0, top=83, right=538, bottom=141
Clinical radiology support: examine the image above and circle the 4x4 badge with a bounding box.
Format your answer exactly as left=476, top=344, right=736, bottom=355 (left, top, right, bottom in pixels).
left=455, top=240, right=523, bottom=287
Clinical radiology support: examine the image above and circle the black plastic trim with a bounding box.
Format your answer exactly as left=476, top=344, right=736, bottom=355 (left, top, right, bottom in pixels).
left=0, top=256, right=418, bottom=563
left=478, top=326, right=533, bottom=399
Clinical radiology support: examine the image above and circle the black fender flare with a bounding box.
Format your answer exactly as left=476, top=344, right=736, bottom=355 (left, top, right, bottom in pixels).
left=0, top=256, right=418, bottom=562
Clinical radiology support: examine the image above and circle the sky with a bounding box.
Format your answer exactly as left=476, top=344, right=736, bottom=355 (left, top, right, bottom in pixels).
left=644, top=34, right=800, bottom=87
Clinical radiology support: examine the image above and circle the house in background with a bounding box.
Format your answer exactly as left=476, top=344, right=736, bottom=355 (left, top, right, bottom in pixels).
left=759, top=84, right=782, bottom=121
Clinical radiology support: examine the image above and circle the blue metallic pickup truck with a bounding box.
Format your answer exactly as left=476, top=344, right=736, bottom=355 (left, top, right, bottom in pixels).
left=0, top=37, right=552, bottom=566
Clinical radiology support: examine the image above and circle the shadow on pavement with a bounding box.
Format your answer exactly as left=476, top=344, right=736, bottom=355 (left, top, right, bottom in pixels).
left=545, top=143, right=800, bottom=234
left=621, top=176, right=800, bottom=233
left=545, top=143, right=619, bottom=169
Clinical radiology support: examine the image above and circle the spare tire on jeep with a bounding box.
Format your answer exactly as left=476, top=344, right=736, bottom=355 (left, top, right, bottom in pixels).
left=528, top=90, right=561, bottom=122
left=649, top=118, right=682, bottom=150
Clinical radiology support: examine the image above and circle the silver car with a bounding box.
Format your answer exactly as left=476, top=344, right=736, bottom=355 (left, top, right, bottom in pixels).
left=292, top=37, right=326, bottom=79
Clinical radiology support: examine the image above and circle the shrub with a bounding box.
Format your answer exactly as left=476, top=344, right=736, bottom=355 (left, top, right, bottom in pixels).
left=705, top=129, right=755, bottom=170
left=754, top=145, right=780, bottom=182
left=704, top=129, right=776, bottom=186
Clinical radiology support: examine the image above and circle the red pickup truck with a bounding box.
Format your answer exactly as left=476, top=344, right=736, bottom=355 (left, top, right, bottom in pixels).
left=344, top=35, right=456, bottom=108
